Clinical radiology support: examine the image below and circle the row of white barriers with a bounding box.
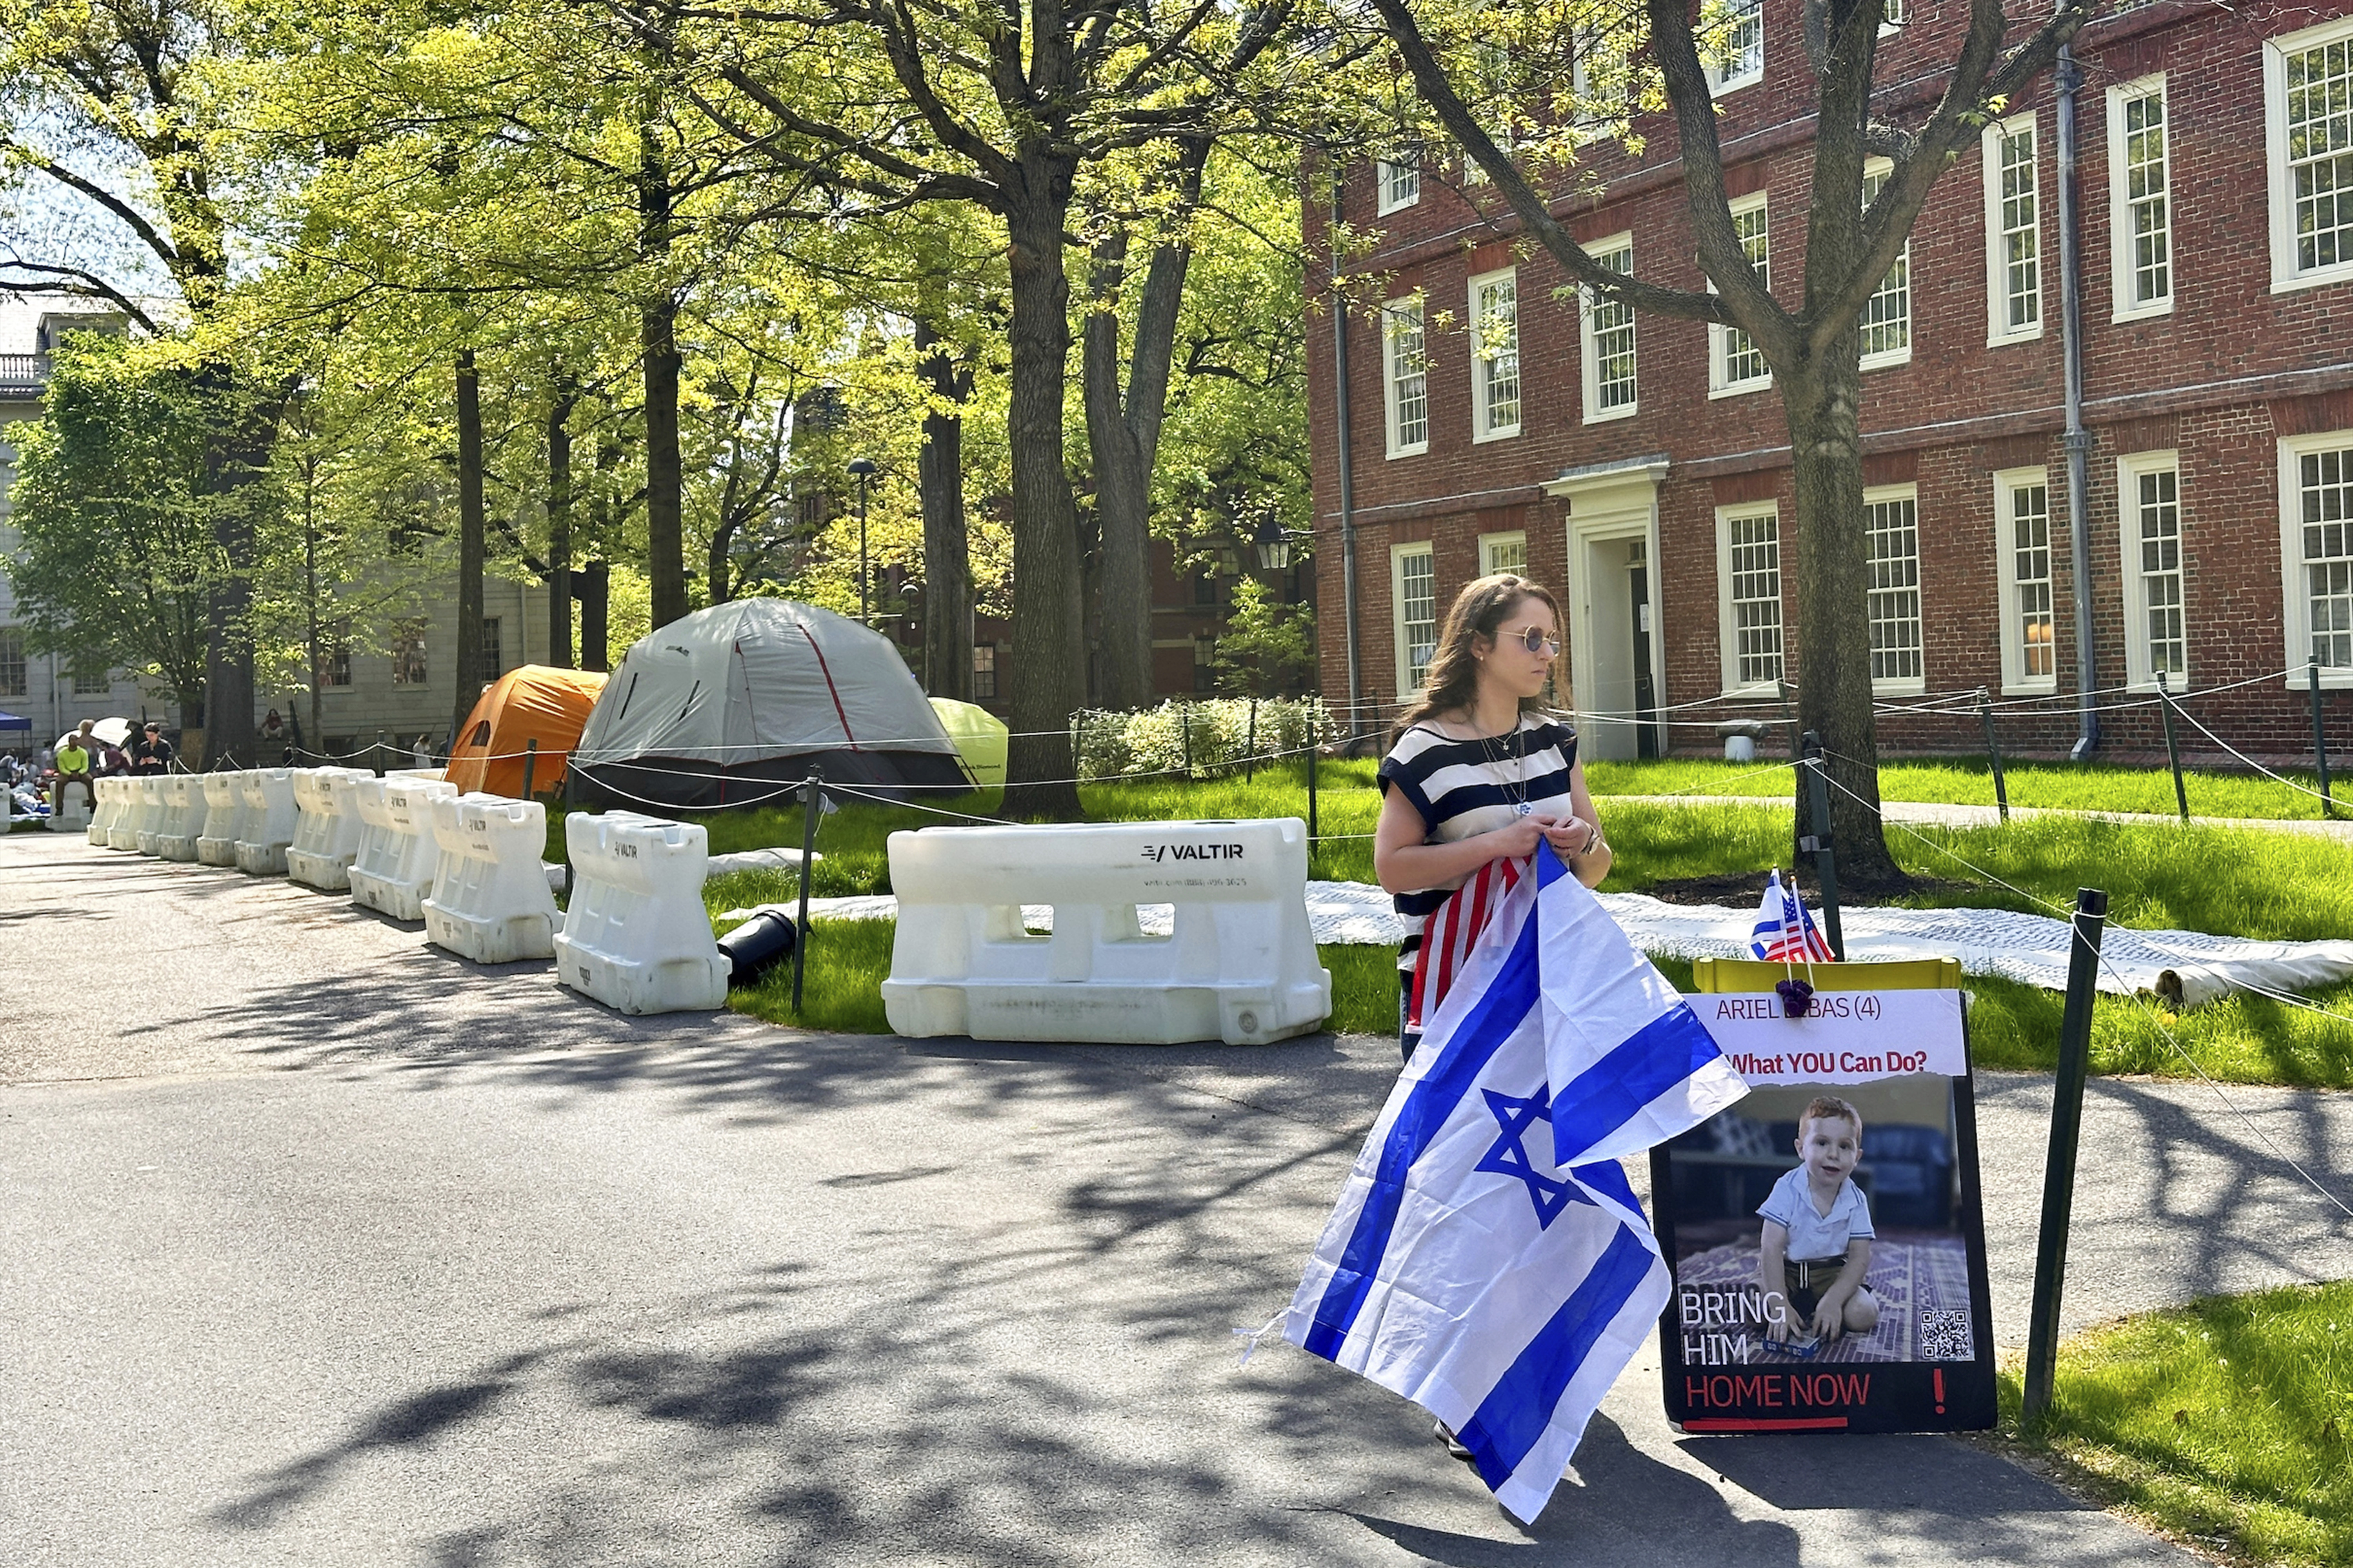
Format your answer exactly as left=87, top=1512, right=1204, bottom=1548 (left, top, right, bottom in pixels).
left=84, top=766, right=735, bottom=1017
left=80, top=770, right=1334, bottom=1042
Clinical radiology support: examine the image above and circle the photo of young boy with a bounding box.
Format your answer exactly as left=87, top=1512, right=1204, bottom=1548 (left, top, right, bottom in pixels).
left=1656, top=1072, right=1978, bottom=1369
left=1755, top=1096, right=1880, bottom=1351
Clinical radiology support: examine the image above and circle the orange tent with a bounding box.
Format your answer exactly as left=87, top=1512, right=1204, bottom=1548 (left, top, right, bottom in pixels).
left=444, top=665, right=609, bottom=798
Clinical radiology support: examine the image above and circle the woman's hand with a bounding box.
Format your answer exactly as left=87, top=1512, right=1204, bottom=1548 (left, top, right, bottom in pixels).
left=1484, top=814, right=1550, bottom=861
left=1538, top=815, right=1603, bottom=864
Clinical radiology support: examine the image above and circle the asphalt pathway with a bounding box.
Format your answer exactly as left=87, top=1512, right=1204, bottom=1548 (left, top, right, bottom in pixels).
left=11, top=829, right=2349, bottom=1565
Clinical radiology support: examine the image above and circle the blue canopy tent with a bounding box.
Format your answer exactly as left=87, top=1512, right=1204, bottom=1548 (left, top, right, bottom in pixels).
left=0, top=711, right=31, bottom=732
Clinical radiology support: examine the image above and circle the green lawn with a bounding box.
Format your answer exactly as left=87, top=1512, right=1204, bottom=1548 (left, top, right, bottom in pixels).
left=1584, top=755, right=2343, bottom=822
left=673, top=770, right=2353, bottom=1087
left=2002, top=1281, right=2353, bottom=1567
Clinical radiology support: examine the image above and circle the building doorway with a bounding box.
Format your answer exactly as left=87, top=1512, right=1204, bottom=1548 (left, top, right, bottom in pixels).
left=1549, top=458, right=1668, bottom=763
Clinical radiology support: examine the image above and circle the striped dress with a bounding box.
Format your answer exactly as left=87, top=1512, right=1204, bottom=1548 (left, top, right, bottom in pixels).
left=1379, top=716, right=1580, bottom=1023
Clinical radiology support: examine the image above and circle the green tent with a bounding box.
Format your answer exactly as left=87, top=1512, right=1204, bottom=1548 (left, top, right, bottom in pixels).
left=927, top=698, right=1008, bottom=790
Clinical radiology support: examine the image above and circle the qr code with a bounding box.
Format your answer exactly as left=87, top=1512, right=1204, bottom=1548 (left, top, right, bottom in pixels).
left=1918, top=1308, right=1974, bottom=1361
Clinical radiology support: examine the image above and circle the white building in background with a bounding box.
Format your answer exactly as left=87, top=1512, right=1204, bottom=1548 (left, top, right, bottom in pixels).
left=0, top=297, right=151, bottom=746
left=0, top=294, right=551, bottom=759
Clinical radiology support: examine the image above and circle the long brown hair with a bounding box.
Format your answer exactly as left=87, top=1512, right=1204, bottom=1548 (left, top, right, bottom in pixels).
left=1391, top=574, right=1562, bottom=747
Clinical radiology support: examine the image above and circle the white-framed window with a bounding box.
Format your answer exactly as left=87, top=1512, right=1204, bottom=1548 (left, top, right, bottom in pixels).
left=2117, top=450, right=2187, bottom=690
left=2280, top=431, right=2353, bottom=687
left=1709, top=194, right=1773, bottom=396
left=2266, top=18, right=2353, bottom=293
left=1461, top=44, right=1516, bottom=184
left=1881, top=0, right=1906, bottom=29
left=1377, top=154, right=1421, bottom=216
left=1714, top=505, right=1784, bottom=693
left=392, top=618, right=428, bottom=685
left=1993, top=467, right=2058, bottom=693
left=1864, top=485, right=1925, bottom=692
left=72, top=664, right=110, bottom=696
left=1392, top=541, right=1438, bottom=694
left=480, top=616, right=502, bottom=678
left=1984, top=113, right=2043, bottom=343
left=0, top=629, right=25, bottom=699
left=1469, top=267, right=1521, bottom=442
left=1860, top=158, right=1912, bottom=368
left=1480, top=531, right=1528, bottom=576
left=1707, top=0, right=1764, bottom=94
left=972, top=642, right=997, bottom=700
left=1580, top=235, right=1637, bottom=423
left=2108, top=76, right=2173, bottom=319
left=1382, top=298, right=1429, bottom=458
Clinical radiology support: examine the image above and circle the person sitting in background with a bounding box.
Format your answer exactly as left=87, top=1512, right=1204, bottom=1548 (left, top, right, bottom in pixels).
left=131, top=723, right=173, bottom=775
left=92, top=735, right=131, bottom=777
left=413, top=734, right=433, bottom=768
left=51, top=734, right=94, bottom=814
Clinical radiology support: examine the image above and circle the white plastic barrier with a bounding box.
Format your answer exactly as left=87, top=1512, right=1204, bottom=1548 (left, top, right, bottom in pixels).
left=285, top=767, right=373, bottom=890
left=105, top=777, right=146, bottom=851
left=131, top=776, right=170, bottom=854
left=233, top=769, right=300, bottom=876
left=83, top=776, right=125, bottom=845
left=555, top=812, right=729, bottom=1014
left=422, top=793, right=560, bottom=963
left=351, top=778, right=458, bottom=921
left=880, top=817, right=1331, bottom=1047
left=155, top=775, right=213, bottom=861
left=196, top=772, right=252, bottom=867
left=49, top=782, right=92, bottom=834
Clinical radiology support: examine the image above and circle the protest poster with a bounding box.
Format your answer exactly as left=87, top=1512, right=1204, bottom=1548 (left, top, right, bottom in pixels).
left=1651, top=988, right=1997, bottom=1434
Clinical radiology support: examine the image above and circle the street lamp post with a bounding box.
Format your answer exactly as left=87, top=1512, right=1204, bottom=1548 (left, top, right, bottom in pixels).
left=847, top=457, right=879, bottom=623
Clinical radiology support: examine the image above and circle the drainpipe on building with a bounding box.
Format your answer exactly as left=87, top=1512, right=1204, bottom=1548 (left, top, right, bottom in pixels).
left=1331, top=182, right=1364, bottom=749
left=2058, top=44, right=2099, bottom=761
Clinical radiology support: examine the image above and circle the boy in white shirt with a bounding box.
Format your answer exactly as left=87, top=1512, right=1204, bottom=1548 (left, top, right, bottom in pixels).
left=1755, top=1095, right=1881, bottom=1346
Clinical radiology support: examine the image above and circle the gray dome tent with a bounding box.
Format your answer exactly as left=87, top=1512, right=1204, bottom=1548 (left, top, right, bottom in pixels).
left=570, top=599, right=969, bottom=809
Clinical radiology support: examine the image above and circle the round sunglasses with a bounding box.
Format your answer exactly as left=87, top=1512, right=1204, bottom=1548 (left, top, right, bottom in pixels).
left=1497, top=625, right=1560, bottom=656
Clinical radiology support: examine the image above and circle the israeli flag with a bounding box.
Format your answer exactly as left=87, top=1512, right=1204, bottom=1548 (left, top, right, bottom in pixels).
left=1285, top=845, right=1746, bottom=1522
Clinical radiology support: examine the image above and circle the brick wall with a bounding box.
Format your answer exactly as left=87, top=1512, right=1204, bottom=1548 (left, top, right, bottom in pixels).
left=1309, top=0, right=2353, bottom=765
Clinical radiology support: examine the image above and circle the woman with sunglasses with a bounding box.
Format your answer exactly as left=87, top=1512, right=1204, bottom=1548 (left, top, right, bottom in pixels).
left=1374, top=573, right=1611, bottom=1065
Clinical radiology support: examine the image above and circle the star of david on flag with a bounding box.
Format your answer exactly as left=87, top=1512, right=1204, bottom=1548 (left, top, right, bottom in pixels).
left=1749, top=867, right=1836, bottom=963
left=1284, top=843, right=1747, bottom=1523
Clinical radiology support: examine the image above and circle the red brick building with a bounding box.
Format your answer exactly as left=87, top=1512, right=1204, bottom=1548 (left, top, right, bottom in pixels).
left=1307, top=1, right=2353, bottom=765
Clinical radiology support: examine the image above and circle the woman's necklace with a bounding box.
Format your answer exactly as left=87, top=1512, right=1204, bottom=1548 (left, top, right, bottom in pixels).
left=1480, top=718, right=1533, bottom=816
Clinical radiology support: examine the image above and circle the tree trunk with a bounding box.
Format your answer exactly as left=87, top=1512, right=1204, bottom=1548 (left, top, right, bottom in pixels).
left=1000, top=182, right=1087, bottom=818
left=1084, top=136, right=1208, bottom=713
left=580, top=560, right=610, bottom=672
left=915, top=318, right=973, bottom=702
left=1083, top=232, right=1153, bottom=711
left=639, top=108, right=688, bottom=632
left=642, top=295, right=687, bottom=630
left=304, top=461, right=324, bottom=754
left=451, top=349, right=487, bottom=746
left=1781, top=350, right=1904, bottom=889
left=197, top=366, right=275, bottom=771
left=546, top=379, right=576, bottom=667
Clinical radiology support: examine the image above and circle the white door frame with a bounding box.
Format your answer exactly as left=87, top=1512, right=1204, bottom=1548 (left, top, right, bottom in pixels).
left=1544, top=457, right=1669, bottom=760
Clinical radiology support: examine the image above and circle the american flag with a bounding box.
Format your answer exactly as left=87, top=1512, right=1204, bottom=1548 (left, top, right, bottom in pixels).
left=1407, top=856, right=1523, bottom=1030
left=1750, top=867, right=1836, bottom=963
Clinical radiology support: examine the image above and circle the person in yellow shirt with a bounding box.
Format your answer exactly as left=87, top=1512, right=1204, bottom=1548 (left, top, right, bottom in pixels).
left=52, top=738, right=94, bottom=815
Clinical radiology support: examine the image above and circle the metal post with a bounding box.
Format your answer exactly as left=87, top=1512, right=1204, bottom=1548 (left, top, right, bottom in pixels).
left=2312, top=659, right=2334, bottom=818
left=377, top=729, right=387, bottom=777
left=562, top=765, right=576, bottom=899
left=1779, top=679, right=1800, bottom=762
left=521, top=737, right=538, bottom=801
left=2155, top=672, right=2189, bottom=823
left=1245, top=698, right=1259, bottom=783
left=1978, top=688, right=2009, bottom=823
left=1307, top=715, right=1320, bottom=844
left=1800, top=732, right=1845, bottom=960
left=791, top=766, right=823, bottom=1014
left=2022, top=885, right=2111, bottom=1427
